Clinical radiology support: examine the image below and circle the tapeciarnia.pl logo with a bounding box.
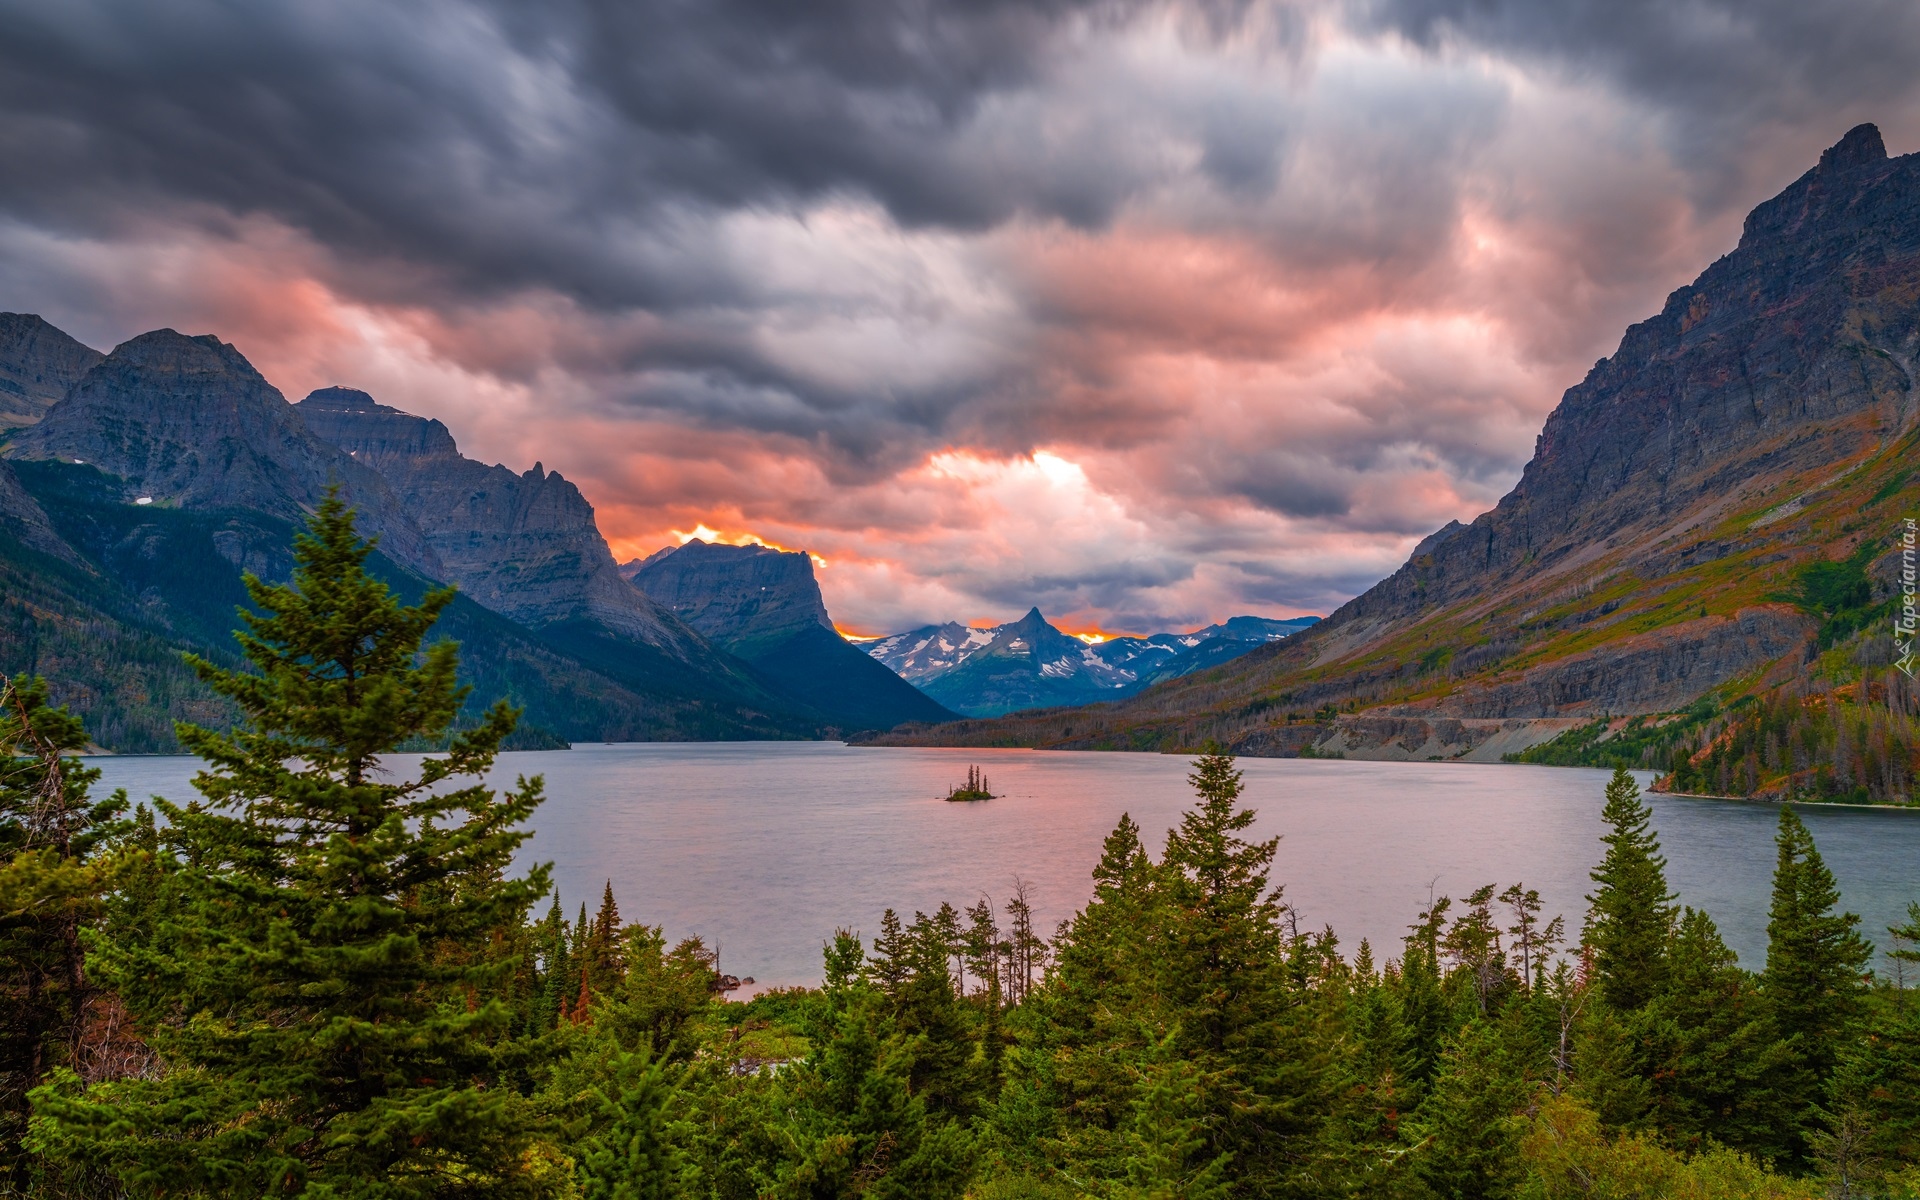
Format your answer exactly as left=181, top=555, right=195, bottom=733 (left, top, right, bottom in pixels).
left=1898, top=516, right=1917, bottom=679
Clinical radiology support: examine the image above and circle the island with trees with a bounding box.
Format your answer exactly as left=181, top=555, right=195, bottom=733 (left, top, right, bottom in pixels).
left=945, top=764, right=997, bottom=802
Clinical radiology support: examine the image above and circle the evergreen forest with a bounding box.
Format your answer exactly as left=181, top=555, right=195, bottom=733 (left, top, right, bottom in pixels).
left=3, top=501, right=1918, bottom=1198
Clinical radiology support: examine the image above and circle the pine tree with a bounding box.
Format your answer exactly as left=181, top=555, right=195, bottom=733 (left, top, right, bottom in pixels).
left=1831, top=980, right=1920, bottom=1180
left=886, top=909, right=980, bottom=1118
left=1887, top=901, right=1920, bottom=990
left=871, top=908, right=911, bottom=999
left=1406, top=1020, right=1527, bottom=1200
left=537, top=895, right=574, bottom=1032
left=1116, top=1033, right=1233, bottom=1200
left=0, top=675, right=127, bottom=1185
left=771, top=983, right=974, bottom=1197
left=1151, top=748, right=1325, bottom=1188
left=1398, top=897, right=1454, bottom=1091
left=29, top=494, right=552, bottom=1196
left=577, top=1048, right=686, bottom=1200
left=1762, top=805, right=1873, bottom=1167
left=1017, top=813, right=1154, bottom=1167
left=1643, top=907, right=1789, bottom=1158
left=1583, top=768, right=1674, bottom=1012
left=587, top=880, right=628, bottom=994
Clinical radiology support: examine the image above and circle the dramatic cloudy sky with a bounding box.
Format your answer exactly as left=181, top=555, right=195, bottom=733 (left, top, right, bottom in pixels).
left=3, top=0, right=1919, bottom=634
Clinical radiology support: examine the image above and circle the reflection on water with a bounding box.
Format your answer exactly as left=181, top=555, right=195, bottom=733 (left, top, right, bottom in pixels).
left=88, top=742, right=1920, bottom=990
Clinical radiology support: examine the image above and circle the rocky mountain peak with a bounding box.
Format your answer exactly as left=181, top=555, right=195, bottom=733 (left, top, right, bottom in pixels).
left=10, top=329, right=439, bottom=575
left=1738, top=123, right=1906, bottom=251
left=625, top=539, right=834, bottom=651
left=620, top=537, right=953, bottom=729
left=0, top=313, right=103, bottom=430
left=1820, top=122, right=1887, bottom=173
left=302, top=385, right=388, bottom=412
left=296, top=386, right=459, bottom=464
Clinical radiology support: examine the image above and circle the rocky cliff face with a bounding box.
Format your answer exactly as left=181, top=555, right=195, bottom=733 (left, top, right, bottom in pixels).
left=1342, top=123, right=1918, bottom=632
left=8, top=331, right=440, bottom=576
left=296, top=386, right=697, bottom=654
left=0, top=313, right=102, bottom=430
left=867, top=125, right=1919, bottom=756
left=626, top=539, right=956, bottom=730
left=622, top=539, right=833, bottom=653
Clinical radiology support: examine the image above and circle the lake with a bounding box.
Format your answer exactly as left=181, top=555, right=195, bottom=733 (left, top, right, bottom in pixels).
left=86, top=742, right=1920, bottom=991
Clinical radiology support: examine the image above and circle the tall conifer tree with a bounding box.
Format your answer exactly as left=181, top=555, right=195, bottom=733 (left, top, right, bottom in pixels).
left=1153, top=748, right=1325, bottom=1188
left=1762, top=805, right=1872, bottom=1167
left=31, top=495, right=552, bottom=1196
left=1583, top=768, right=1674, bottom=1012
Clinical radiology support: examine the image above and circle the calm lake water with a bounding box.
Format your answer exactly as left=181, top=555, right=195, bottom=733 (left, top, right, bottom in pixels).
left=87, top=743, right=1920, bottom=991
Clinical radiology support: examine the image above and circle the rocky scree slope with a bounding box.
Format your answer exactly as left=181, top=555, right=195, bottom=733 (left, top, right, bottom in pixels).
left=625, top=539, right=955, bottom=730
left=867, top=124, right=1920, bottom=763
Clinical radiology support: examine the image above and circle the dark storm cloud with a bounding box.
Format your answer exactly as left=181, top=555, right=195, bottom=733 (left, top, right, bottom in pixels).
left=566, top=0, right=1150, bottom=228
left=1361, top=0, right=1920, bottom=189
left=0, top=0, right=1186, bottom=471
left=0, top=0, right=1156, bottom=306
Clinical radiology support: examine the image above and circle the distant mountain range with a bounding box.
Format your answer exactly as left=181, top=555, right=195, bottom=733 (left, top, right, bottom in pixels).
left=864, top=125, right=1920, bottom=778
left=0, top=322, right=947, bottom=747
left=865, top=608, right=1317, bottom=717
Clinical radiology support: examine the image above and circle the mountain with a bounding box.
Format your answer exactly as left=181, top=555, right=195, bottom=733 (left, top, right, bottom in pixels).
left=0, top=328, right=831, bottom=747
left=624, top=539, right=956, bottom=730
left=0, top=313, right=102, bottom=431
left=9, top=330, right=442, bottom=576
left=864, top=608, right=1316, bottom=718
left=1087, top=616, right=1323, bottom=687
left=0, top=458, right=828, bottom=750
left=864, top=125, right=1920, bottom=774
left=295, top=386, right=697, bottom=654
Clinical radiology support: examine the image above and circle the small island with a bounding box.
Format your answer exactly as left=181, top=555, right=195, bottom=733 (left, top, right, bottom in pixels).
left=943, top=764, right=997, bottom=802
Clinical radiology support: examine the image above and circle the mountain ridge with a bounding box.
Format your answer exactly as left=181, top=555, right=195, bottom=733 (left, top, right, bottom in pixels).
left=295, top=385, right=700, bottom=656
left=8, top=329, right=444, bottom=578
left=0, top=329, right=920, bottom=746
left=0, top=314, right=102, bottom=431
